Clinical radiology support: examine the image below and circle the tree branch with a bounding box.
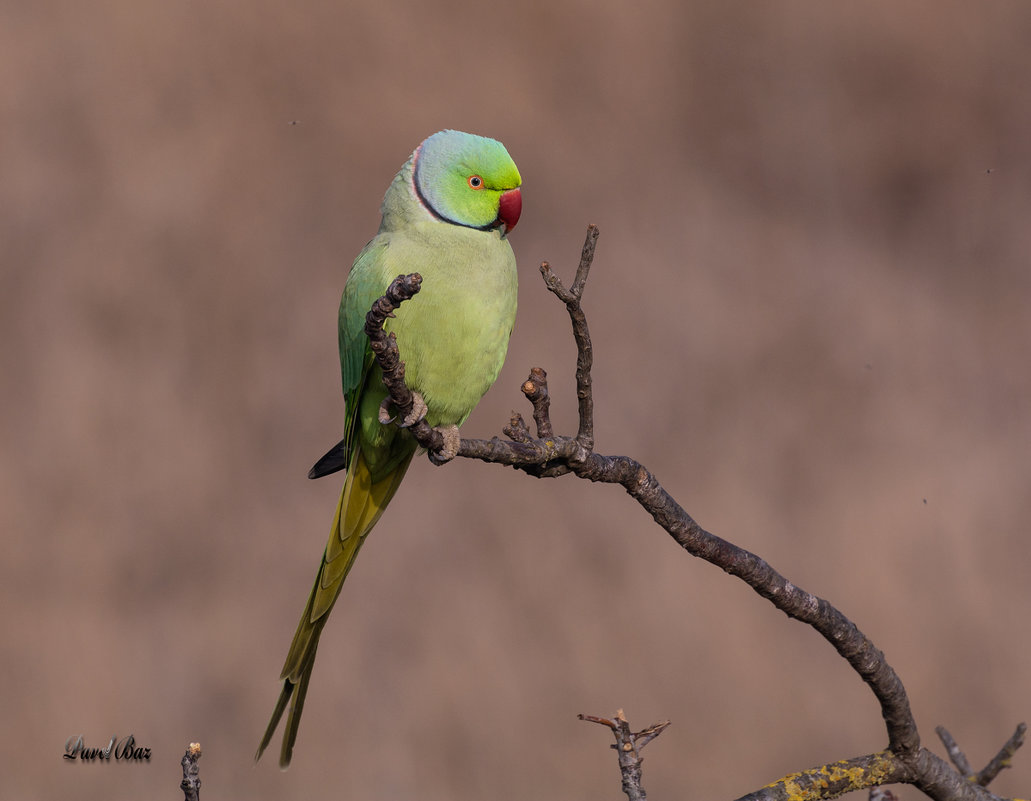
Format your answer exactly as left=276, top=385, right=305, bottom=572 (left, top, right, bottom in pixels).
left=736, top=752, right=911, bottom=801
left=578, top=709, right=671, bottom=801
left=364, top=226, right=1025, bottom=801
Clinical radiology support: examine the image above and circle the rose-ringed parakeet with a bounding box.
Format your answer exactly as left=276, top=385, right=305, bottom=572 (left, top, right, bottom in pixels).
left=256, top=130, right=522, bottom=767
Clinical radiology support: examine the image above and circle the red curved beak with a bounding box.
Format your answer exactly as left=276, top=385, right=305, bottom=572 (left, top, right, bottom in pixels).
left=498, top=187, right=522, bottom=233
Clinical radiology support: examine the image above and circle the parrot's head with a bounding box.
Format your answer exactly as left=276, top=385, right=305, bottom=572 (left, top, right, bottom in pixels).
left=412, top=130, right=522, bottom=235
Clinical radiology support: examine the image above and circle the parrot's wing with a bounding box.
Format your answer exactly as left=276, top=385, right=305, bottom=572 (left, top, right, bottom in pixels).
left=308, top=236, right=392, bottom=478
left=339, top=237, right=392, bottom=402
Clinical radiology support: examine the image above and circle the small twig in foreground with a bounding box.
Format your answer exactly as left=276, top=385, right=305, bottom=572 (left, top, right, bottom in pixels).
left=579, top=709, right=671, bottom=801
left=181, top=742, right=201, bottom=801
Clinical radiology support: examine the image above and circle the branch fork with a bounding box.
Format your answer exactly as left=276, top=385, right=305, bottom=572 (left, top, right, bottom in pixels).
left=362, top=225, right=1025, bottom=801
left=579, top=709, right=671, bottom=801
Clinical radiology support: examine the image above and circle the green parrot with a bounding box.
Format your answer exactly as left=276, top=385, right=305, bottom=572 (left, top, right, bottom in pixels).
left=256, top=130, right=522, bottom=767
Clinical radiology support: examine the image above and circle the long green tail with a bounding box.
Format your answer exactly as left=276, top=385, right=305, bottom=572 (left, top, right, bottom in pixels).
left=256, top=446, right=413, bottom=767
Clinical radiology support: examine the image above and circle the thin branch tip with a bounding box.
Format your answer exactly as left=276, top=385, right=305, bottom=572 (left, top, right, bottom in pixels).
left=975, top=722, right=1026, bottom=787
left=573, top=223, right=600, bottom=296
left=180, top=742, right=202, bottom=801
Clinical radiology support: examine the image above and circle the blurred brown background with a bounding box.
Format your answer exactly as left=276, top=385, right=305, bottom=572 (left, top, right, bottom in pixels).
left=2, top=1, right=1029, bottom=799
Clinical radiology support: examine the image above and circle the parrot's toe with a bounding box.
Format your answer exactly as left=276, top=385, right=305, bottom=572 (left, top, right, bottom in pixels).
left=400, top=392, right=429, bottom=428
left=428, top=424, right=461, bottom=465
left=379, top=392, right=429, bottom=428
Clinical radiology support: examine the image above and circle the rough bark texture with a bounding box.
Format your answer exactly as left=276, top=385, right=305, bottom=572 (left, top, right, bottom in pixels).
left=180, top=743, right=201, bottom=801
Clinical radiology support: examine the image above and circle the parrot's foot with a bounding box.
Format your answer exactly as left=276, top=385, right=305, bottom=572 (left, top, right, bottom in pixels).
left=428, top=424, right=461, bottom=465
left=378, top=392, right=429, bottom=428
left=400, top=392, right=429, bottom=428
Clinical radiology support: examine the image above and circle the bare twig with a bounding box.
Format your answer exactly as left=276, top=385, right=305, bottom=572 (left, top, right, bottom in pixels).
left=935, top=723, right=1026, bottom=788
left=502, top=411, right=533, bottom=444
left=937, top=726, right=973, bottom=777
left=519, top=368, right=573, bottom=478
left=976, top=723, right=1026, bottom=786
left=523, top=366, right=553, bottom=439
left=579, top=709, right=670, bottom=801
left=539, top=223, right=598, bottom=449
left=180, top=743, right=201, bottom=801
left=363, top=226, right=1025, bottom=801
left=634, top=719, right=673, bottom=750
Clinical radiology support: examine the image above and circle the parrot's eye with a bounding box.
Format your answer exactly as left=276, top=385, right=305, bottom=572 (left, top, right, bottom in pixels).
left=467, top=175, right=484, bottom=189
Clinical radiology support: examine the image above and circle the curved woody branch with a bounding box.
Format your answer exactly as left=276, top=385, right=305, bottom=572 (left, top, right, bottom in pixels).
left=364, top=226, right=1024, bottom=801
